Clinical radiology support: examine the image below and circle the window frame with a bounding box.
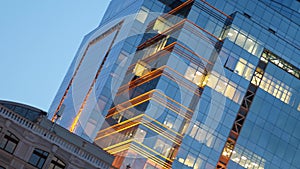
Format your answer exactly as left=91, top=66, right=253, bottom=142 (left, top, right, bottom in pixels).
left=28, top=148, right=49, bottom=169
left=49, top=156, right=66, bottom=169
left=0, top=131, right=19, bottom=154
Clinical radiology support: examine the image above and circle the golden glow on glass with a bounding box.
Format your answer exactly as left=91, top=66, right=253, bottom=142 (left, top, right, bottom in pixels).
left=97, top=15, right=228, bottom=169
left=103, top=139, right=133, bottom=151
left=184, top=154, right=196, bottom=167
left=130, top=143, right=172, bottom=169
left=103, top=140, right=174, bottom=169
left=95, top=114, right=143, bottom=140
left=133, top=60, right=150, bottom=76
left=69, top=111, right=82, bottom=132
left=144, top=114, right=183, bottom=137
left=108, top=89, right=194, bottom=121
left=95, top=113, right=183, bottom=146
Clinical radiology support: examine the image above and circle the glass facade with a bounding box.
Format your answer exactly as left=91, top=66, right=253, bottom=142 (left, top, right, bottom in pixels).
left=49, top=0, right=300, bottom=168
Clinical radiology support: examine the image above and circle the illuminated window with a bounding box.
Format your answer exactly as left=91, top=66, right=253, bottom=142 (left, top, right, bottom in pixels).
left=112, top=112, right=123, bottom=123
left=0, top=131, right=19, bottom=154
left=164, top=114, right=176, bottom=129
left=184, top=153, right=196, bottom=167
left=275, top=85, right=282, bottom=99
left=133, top=60, right=150, bottom=76
left=193, top=71, right=205, bottom=86
left=215, top=79, right=227, bottom=94
left=180, top=122, right=189, bottom=135
left=207, top=74, right=218, bottom=89
left=234, top=58, right=246, bottom=76
left=232, top=57, right=255, bottom=81
left=244, top=38, right=255, bottom=53
left=281, top=89, right=288, bottom=102
left=28, top=149, right=49, bottom=169
left=243, top=64, right=254, bottom=80
left=143, top=36, right=169, bottom=57
left=297, top=103, right=300, bottom=111
left=163, top=146, right=172, bottom=158
left=259, top=73, right=293, bottom=104
left=154, top=139, right=172, bottom=157
left=189, top=125, right=198, bottom=137
left=227, top=29, right=238, bottom=42
left=185, top=66, right=196, bottom=81
left=227, top=28, right=264, bottom=57
left=135, top=128, right=147, bottom=143
left=178, top=158, right=184, bottom=163
left=268, top=81, right=275, bottom=95
left=193, top=158, right=202, bottom=169
left=124, top=129, right=135, bottom=139
left=236, top=33, right=246, bottom=47
left=153, top=17, right=172, bottom=33
left=251, top=43, right=264, bottom=57
left=195, top=128, right=206, bottom=142
left=205, top=71, right=246, bottom=103
left=184, top=64, right=206, bottom=86
left=49, top=156, right=66, bottom=169
left=233, top=87, right=244, bottom=104
left=224, top=83, right=236, bottom=100
left=262, top=50, right=300, bottom=79
left=260, top=73, right=272, bottom=91
left=231, top=145, right=266, bottom=169
left=284, top=91, right=290, bottom=103
left=136, top=7, right=149, bottom=23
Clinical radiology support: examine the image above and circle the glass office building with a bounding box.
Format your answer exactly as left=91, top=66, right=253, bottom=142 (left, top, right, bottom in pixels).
left=49, top=0, right=300, bottom=168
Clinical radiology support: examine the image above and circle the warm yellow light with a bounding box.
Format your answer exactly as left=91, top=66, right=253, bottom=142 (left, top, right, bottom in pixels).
left=133, top=60, right=150, bottom=77
left=178, top=158, right=184, bottom=163
left=201, top=74, right=209, bottom=87
left=69, top=111, right=82, bottom=132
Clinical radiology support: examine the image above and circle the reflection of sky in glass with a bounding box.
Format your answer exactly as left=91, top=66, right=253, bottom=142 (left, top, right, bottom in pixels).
left=73, top=31, right=117, bottom=136
left=231, top=144, right=266, bottom=169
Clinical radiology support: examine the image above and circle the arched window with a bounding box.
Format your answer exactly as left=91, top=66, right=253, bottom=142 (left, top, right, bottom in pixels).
left=0, top=131, right=19, bottom=154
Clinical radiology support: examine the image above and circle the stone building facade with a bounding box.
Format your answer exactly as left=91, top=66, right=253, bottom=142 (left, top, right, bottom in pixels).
left=0, top=101, right=115, bottom=169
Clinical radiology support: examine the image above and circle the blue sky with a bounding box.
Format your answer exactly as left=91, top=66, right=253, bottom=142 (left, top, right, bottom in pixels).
left=0, top=0, right=110, bottom=111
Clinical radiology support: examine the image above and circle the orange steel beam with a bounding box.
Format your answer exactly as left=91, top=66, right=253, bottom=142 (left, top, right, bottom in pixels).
left=138, top=19, right=186, bottom=50
left=106, top=89, right=194, bottom=121
left=116, top=65, right=203, bottom=102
